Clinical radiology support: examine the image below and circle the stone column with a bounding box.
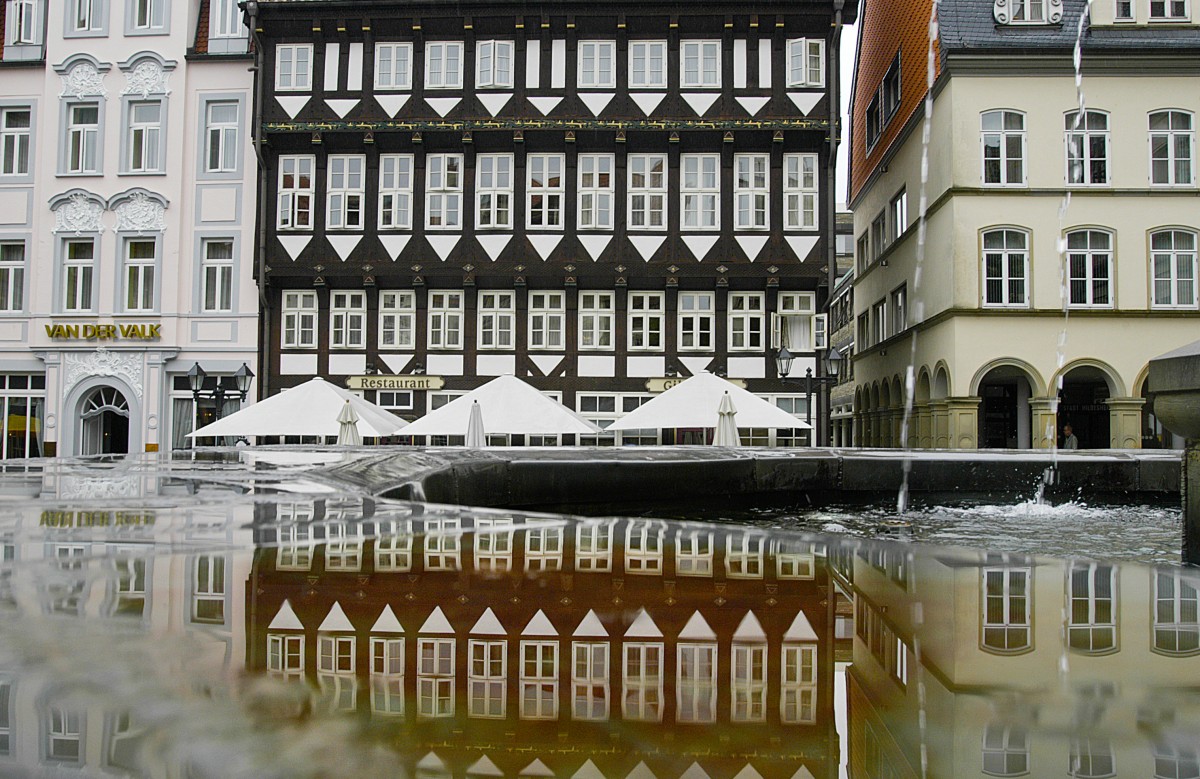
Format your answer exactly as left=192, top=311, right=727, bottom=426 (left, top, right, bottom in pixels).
left=1105, top=397, right=1146, bottom=449
left=1029, top=398, right=1059, bottom=449
left=929, top=401, right=950, bottom=448
left=944, top=396, right=982, bottom=449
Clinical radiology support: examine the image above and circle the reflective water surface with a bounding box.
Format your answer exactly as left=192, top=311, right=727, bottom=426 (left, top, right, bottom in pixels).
left=0, top=455, right=1196, bottom=778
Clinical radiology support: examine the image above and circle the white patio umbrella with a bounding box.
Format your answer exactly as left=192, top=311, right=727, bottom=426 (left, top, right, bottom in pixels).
left=712, top=391, right=741, bottom=446
left=189, top=377, right=407, bottom=439
left=608, top=371, right=811, bottom=432
left=465, top=401, right=486, bottom=448
left=336, top=400, right=363, bottom=446
left=401, top=375, right=602, bottom=438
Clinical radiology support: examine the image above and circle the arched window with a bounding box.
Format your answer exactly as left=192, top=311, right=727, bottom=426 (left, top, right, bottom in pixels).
left=982, top=229, right=1030, bottom=307
left=983, top=724, right=1030, bottom=776
left=1066, top=229, right=1114, bottom=308
left=1150, top=229, right=1197, bottom=308
left=1067, top=562, right=1117, bottom=653
left=982, top=560, right=1032, bottom=653
left=981, top=111, right=1026, bottom=185
left=1150, top=111, right=1194, bottom=186
left=1066, top=111, right=1110, bottom=185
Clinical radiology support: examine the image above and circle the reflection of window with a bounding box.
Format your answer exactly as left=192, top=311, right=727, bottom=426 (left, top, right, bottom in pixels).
left=0, top=679, right=10, bottom=756
left=732, top=643, right=767, bottom=721
left=776, top=540, right=816, bottom=579
left=423, top=518, right=460, bottom=571
left=982, top=565, right=1032, bottom=653
left=474, top=518, right=513, bottom=573
left=318, top=635, right=355, bottom=673
left=267, top=634, right=303, bottom=680
left=572, top=641, right=609, bottom=720
left=374, top=522, right=412, bottom=571
left=1069, top=737, right=1114, bottom=779
left=469, top=639, right=506, bottom=718
left=1153, top=740, right=1200, bottom=779
left=192, top=555, right=225, bottom=624
left=370, top=637, right=405, bottom=715
left=417, top=638, right=455, bottom=717
left=575, top=523, right=612, bottom=572
left=276, top=524, right=313, bottom=570
left=781, top=644, right=816, bottom=723
left=525, top=522, right=563, bottom=572
left=676, top=530, right=713, bottom=576
left=46, top=707, right=82, bottom=763
left=520, top=641, right=559, bottom=719
left=677, top=643, right=717, bottom=723
left=1068, top=562, right=1117, bottom=653
left=726, top=532, right=765, bottom=578
left=1154, top=570, right=1200, bottom=655
left=625, top=520, right=663, bottom=573
left=622, top=643, right=663, bottom=721
left=111, top=556, right=147, bottom=618
left=983, top=724, right=1029, bottom=777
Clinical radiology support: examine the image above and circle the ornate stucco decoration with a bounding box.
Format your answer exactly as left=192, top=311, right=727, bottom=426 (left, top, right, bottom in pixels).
left=994, top=0, right=1063, bottom=23
left=60, top=61, right=108, bottom=99
left=123, top=60, right=170, bottom=98
left=51, top=191, right=106, bottom=235
left=63, top=348, right=144, bottom=400
left=58, top=475, right=143, bottom=499
left=109, top=189, right=169, bottom=233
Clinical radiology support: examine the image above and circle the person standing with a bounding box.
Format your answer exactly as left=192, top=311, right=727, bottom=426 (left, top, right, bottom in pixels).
left=1062, top=424, right=1079, bottom=450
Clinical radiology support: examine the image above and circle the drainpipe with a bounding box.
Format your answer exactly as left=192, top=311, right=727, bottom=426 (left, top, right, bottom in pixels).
left=824, top=0, right=846, bottom=447
left=243, top=1, right=270, bottom=399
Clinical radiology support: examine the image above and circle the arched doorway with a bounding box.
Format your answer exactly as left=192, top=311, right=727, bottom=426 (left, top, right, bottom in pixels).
left=977, top=366, right=1035, bottom=449
left=79, top=386, right=130, bottom=455
left=1058, top=367, right=1112, bottom=449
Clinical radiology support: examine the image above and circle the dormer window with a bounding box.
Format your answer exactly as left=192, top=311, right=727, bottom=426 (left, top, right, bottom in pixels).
left=1150, top=0, right=1189, bottom=19
left=994, top=0, right=1063, bottom=23
left=1013, top=0, right=1045, bottom=21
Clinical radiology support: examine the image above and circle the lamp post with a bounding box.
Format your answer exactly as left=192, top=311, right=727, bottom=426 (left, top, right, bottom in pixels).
left=189, top=362, right=254, bottom=424
left=775, top=347, right=842, bottom=444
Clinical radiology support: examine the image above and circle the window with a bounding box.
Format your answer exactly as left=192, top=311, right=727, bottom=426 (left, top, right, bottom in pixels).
left=628, top=292, right=664, bottom=350
left=629, top=41, right=666, bottom=88
left=735, top=154, right=769, bottom=230
left=871, top=212, right=887, bottom=257
left=282, top=290, right=317, bottom=348
left=677, top=643, right=717, bottom=723
left=70, top=0, right=101, bottom=33
left=1154, top=741, right=1200, bottom=779
left=318, top=635, right=355, bottom=673
left=890, top=284, right=907, bottom=333
left=192, top=555, right=225, bottom=624
left=204, top=102, right=238, bottom=173
left=0, top=243, right=24, bottom=312
left=277, top=155, right=314, bottom=229
left=1068, top=563, right=1117, bottom=653
left=199, top=239, right=233, bottom=313
left=678, top=292, right=714, bottom=351
left=572, top=642, right=609, bottom=720
left=46, top=708, right=82, bottom=762
left=727, top=533, right=765, bottom=577
left=520, top=641, right=559, bottom=719
left=476, top=154, right=513, bottom=229
left=856, top=233, right=870, bottom=272
left=871, top=299, right=887, bottom=345
left=469, top=640, right=507, bottom=718
left=732, top=643, right=767, bottom=721
left=1, top=108, right=30, bottom=176
left=210, top=0, right=243, bottom=41
left=1068, top=737, right=1115, bottom=779
left=982, top=229, right=1029, bottom=307
left=787, top=38, right=826, bottom=87
left=579, top=292, right=614, bottom=350
left=326, top=155, right=365, bottom=230
left=66, top=103, right=100, bottom=174
left=330, top=291, right=366, bottom=348
left=528, top=154, right=565, bottom=229
left=626, top=520, right=664, bottom=572
left=10, top=0, right=39, bottom=44
left=476, top=40, right=513, bottom=88
left=123, top=239, right=155, bottom=312
left=1012, top=0, right=1046, bottom=22
left=982, top=725, right=1030, bottom=777
left=982, top=565, right=1032, bottom=653
left=1150, top=0, right=1189, bottom=18
left=1151, top=229, right=1197, bottom=308
left=866, top=95, right=882, bottom=150
left=1150, top=111, right=1194, bottom=185
left=1154, top=570, right=1200, bottom=655
left=417, top=637, right=455, bottom=717
left=530, top=291, right=565, bottom=350
left=275, top=45, right=313, bottom=91
left=478, top=290, right=515, bottom=349
left=681, top=154, right=719, bottom=230
left=889, top=189, right=908, bottom=241
left=629, top=155, right=667, bottom=230
left=1066, top=111, right=1109, bottom=185
left=1115, top=0, right=1134, bottom=18
left=267, top=634, right=304, bottom=680
left=785, top=154, right=818, bottom=230
left=374, top=43, right=412, bottom=90
left=622, top=643, right=663, bottom=721
left=578, top=154, right=614, bottom=230
left=774, top=292, right=821, bottom=351
left=982, top=110, right=1026, bottom=185
left=426, top=154, right=463, bottom=229
left=729, top=293, right=764, bottom=351
left=425, top=42, right=463, bottom=89
left=428, top=290, right=463, bottom=349
left=378, top=154, right=413, bottom=229
left=131, top=0, right=166, bottom=31
left=1066, top=230, right=1113, bottom=307
left=62, top=239, right=94, bottom=312
left=371, top=637, right=405, bottom=715
left=578, top=40, right=615, bottom=88
left=423, top=518, right=461, bottom=569
left=379, top=291, right=415, bottom=348
left=681, top=40, right=720, bottom=88
left=474, top=518, right=513, bottom=572
left=881, top=56, right=901, bottom=121
left=676, top=530, right=713, bottom=576
left=781, top=644, right=817, bottom=723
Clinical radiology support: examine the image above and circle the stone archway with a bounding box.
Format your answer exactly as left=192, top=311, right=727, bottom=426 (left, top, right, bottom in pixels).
left=976, top=365, right=1037, bottom=449
left=79, top=385, right=130, bottom=455
left=1058, top=366, right=1114, bottom=449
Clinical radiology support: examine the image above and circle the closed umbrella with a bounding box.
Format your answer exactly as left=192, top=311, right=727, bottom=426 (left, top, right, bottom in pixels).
left=336, top=400, right=363, bottom=446
left=712, top=391, right=741, bottom=446
left=465, top=401, right=486, bottom=448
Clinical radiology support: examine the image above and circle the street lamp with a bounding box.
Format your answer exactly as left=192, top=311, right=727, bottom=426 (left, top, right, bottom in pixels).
left=776, top=347, right=842, bottom=440
left=189, top=362, right=255, bottom=424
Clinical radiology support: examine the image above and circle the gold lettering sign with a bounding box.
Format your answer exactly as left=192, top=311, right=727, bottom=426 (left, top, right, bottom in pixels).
left=346, top=375, right=446, bottom=391
left=45, top=323, right=162, bottom=340
left=645, top=377, right=747, bottom=393
left=39, top=510, right=156, bottom=528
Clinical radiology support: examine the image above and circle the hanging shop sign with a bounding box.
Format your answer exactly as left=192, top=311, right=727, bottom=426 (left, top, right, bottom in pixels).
left=346, top=375, right=445, bottom=391
left=645, top=377, right=746, bottom=393
left=45, top=323, right=162, bottom=340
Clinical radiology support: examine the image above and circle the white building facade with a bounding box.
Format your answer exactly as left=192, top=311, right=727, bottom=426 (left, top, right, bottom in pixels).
left=0, top=0, right=257, bottom=456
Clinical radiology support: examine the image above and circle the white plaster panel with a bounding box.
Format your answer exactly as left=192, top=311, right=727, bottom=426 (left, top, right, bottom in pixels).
left=328, top=234, right=362, bottom=260
left=577, top=355, right=615, bottom=377
left=276, top=96, right=309, bottom=119
left=478, top=92, right=511, bottom=116
left=347, top=43, right=364, bottom=90
left=786, top=235, right=819, bottom=262
left=759, top=39, right=772, bottom=87
left=325, top=98, right=359, bottom=118
left=427, top=234, right=460, bottom=260
left=199, top=186, right=238, bottom=223
left=426, top=354, right=464, bottom=376
left=682, top=93, right=719, bottom=116
left=678, top=356, right=713, bottom=376
left=324, top=42, right=340, bottom=92
left=528, top=96, right=562, bottom=115
left=682, top=235, right=719, bottom=262
left=627, top=356, right=665, bottom=377
left=526, top=45, right=540, bottom=89
left=477, top=234, right=512, bottom=261
left=192, top=320, right=235, bottom=342
left=788, top=93, right=821, bottom=115
left=737, top=96, right=770, bottom=116
left=0, top=190, right=30, bottom=226
left=529, top=354, right=563, bottom=376
left=733, top=40, right=747, bottom=89
left=551, top=39, right=566, bottom=88
left=376, top=94, right=409, bottom=117
left=528, top=234, right=562, bottom=260
left=280, top=354, right=318, bottom=375
left=727, top=357, right=766, bottom=379
left=379, top=234, right=411, bottom=260
left=426, top=97, right=461, bottom=117
left=0, top=321, right=26, bottom=341
left=378, top=354, right=414, bottom=373
left=578, top=234, right=611, bottom=261
left=329, top=353, right=366, bottom=375
left=579, top=92, right=613, bottom=116
left=476, top=354, right=516, bottom=376
left=631, top=93, right=664, bottom=115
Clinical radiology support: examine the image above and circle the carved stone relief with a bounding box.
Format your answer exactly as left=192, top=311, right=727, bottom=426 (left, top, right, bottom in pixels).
left=60, top=61, right=108, bottom=99
left=123, top=60, right=170, bottom=98
left=52, top=193, right=105, bottom=234
left=63, top=348, right=144, bottom=400
left=114, top=192, right=166, bottom=233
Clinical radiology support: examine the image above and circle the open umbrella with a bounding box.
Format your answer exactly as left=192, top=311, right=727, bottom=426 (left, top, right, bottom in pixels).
left=465, top=401, right=486, bottom=448
left=401, top=375, right=601, bottom=438
left=712, top=391, right=741, bottom=446
left=336, top=400, right=363, bottom=446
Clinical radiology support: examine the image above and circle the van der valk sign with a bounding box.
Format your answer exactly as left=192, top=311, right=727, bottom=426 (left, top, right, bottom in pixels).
left=45, top=323, right=162, bottom=340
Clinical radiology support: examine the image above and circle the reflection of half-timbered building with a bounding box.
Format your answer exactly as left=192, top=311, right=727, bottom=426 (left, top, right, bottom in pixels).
left=250, top=504, right=837, bottom=777
left=249, top=0, right=856, bottom=444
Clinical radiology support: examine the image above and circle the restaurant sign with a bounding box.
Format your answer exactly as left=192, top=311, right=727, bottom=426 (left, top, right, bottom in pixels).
left=645, top=377, right=747, bottom=393
left=346, top=375, right=445, bottom=391
left=45, top=323, right=162, bottom=340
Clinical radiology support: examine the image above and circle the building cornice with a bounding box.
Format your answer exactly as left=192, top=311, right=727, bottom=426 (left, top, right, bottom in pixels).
left=943, top=51, right=1200, bottom=75
left=263, top=118, right=830, bottom=134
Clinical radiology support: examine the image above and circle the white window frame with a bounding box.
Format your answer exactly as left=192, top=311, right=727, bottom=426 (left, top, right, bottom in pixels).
left=374, top=42, right=413, bottom=90
left=728, top=292, right=764, bottom=351
left=982, top=228, right=1030, bottom=308
left=628, top=154, right=667, bottom=231
left=627, top=291, right=664, bottom=351
left=1066, top=229, right=1113, bottom=309
left=370, top=637, right=405, bottom=716
left=1150, top=0, right=1190, bottom=19
left=0, top=241, right=25, bottom=312
left=579, top=291, right=614, bottom=350
left=726, top=532, right=766, bottom=578
left=210, top=0, right=242, bottom=40
left=1067, top=562, right=1117, bottom=654
left=527, top=153, right=565, bottom=230
left=981, top=110, right=1026, bottom=186
left=379, top=290, right=415, bottom=349
left=575, top=522, right=613, bottom=571
left=629, top=40, right=667, bottom=88
left=622, top=642, right=663, bottom=721
left=62, top=238, right=95, bottom=313
left=277, top=155, right=314, bottom=230
left=318, top=634, right=356, bottom=673
left=731, top=643, right=767, bottom=722
left=476, top=40, right=514, bottom=89
left=735, top=154, right=770, bottom=230
left=677, top=642, right=717, bottom=723
left=10, top=0, right=39, bottom=44
left=1154, top=570, right=1200, bottom=655
left=571, top=641, right=609, bottom=720
left=425, top=42, right=464, bottom=90
left=625, top=520, right=664, bottom=573
left=282, top=289, right=317, bottom=349
left=677, top=292, right=714, bottom=352
left=0, top=107, right=31, bottom=177
left=326, top=154, right=365, bottom=230
left=982, top=565, right=1033, bottom=653
left=1149, top=110, right=1195, bottom=186
left=417, top=637, right=455, bottom=718
left=378, top=154, right=413, bottom=230
left=275, top=44, right=313, bottom=91
left=519, top=640, right=559, bottom=719
left=70, top=0, right=100, bottom=33
left=681, top=154, right=720, bottom=230
left=131, top=0, right=166, bottom=32
left=1114, top=0, right=1134, bottom=19
left=267, top=633, right=304, bottom=681
left=66, top=102, right=100, bottom=175
left=330, top=290, right=367, bottom=349
left=680, top=40, right=721, bottom=88
left=476, top=153, right=513, bottom=230
left=423, top=518, right=461, bottom=570
left=982, top=724, right=1030, bottom=777
left=773, top=292, right=820, bottom=351
left=204, top=101, right=238, bottom=174
left=122, top=237, right=156, bottom=313
left=428, top=290, right=463, bottom=349
left=1065, top=110, right=1110, bottom=186
left=578, top=154, right=614, bottom=230
left=426, top=154, right=463, bottom=229
left=529, top=291, right=565, bottom=350
left=784, top=153, right=818, bottom=230
left=787, top=38, right=825, bottom=88
left=578, top=40, right=616, bottom=89
left=1011, top=0, right=1047, bottom=22
left=780, top=644, right=817, bottom=723
left=676, top=530, right=714, bottom=576
left=200, top=239, right=233, bottom=313
left=477, top=290, right=515, bottom=350
left=1150, top=229, right=1198, bottom=308
left=468, top=639, right=507, bottom=719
